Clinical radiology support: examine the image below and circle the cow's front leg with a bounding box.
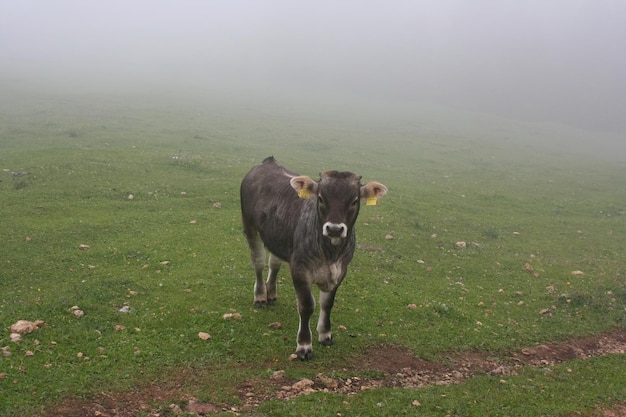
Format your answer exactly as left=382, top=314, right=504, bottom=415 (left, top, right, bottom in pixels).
left=294, top=280, right=315, bottom=360
left=317, top=289, right=337, bottom=346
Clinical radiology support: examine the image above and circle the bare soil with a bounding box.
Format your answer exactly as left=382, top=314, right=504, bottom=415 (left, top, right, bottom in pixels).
left=44, top=329, right=626, bottom=417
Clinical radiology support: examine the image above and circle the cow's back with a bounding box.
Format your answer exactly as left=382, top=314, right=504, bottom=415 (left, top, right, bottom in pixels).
left=240, top=156, right=304, bottom=260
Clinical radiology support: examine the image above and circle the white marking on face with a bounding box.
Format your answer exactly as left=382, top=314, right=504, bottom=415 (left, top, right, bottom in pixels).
left=322, top=222, right=347, bottom=242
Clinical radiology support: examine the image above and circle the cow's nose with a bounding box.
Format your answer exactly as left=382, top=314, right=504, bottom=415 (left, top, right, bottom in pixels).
left=323, top=222, right=347, bottom=238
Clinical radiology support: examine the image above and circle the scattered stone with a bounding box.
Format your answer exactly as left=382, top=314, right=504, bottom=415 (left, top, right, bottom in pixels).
left=73, top=309, right=85, bottom=318
left=270, top=370, right=285, bottom=381
left=412, top=400, right=421, bottom=407
left=168, top=403, right=183, bottom=414
left=385, top=233, right=394, bottom=240
left=223, top=313, right=242, bottom=320
left=571, top=270, right=584, bottom=275
left=407, top=304, right=417, bottom=310
left=455, top=241, right=467, bottom=248
left=10, top=320, right=45, bottom=334
left=198, top=332, right=211, bottom=340
left=288, top=353, right=299, bottom=361
left=213, top=202, right=222, bottom=209
left=291, top=378, right=314, bottom=392
left=315, top=373, right=339, bottom=390
left=127, top=194, right=134, bottom=200
left=268, top=322, right=282, bottom=330
left=523, top=263, right=534, bottom=271
left=78, top=244, right=90, bottom=250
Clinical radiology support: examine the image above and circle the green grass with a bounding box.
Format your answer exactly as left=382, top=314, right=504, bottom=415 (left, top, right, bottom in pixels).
left=0, top=87, right=625, bottom=416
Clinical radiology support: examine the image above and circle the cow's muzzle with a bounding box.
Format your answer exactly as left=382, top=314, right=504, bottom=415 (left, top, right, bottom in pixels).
left=323, top=222, right=347, bottom=245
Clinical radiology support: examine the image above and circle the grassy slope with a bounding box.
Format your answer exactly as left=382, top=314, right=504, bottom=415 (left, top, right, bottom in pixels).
left=0, top=87, right=624, bottom=415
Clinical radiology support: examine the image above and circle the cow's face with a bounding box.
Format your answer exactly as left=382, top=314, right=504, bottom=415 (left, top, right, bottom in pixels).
left=291, top=172, right=387, bottom=246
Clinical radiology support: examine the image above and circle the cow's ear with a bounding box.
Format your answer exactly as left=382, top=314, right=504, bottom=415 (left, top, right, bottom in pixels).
left=290, top=176, right=318, bottom=199
left=360, top=182, right=388, bottom=206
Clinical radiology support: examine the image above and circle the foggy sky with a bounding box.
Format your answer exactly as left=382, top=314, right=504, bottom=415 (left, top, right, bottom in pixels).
left=1, top=1, right=625, bottom=133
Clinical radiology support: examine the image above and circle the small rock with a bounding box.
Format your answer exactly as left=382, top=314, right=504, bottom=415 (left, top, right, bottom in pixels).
left=385, top=233, right=394, bottom=240
left=270, top=370, right=285, bottom=381
left=288, top=353, right=299, bottom=361
left=455, top=241, right=467, bottom=248
left=268, top=322, right=282, bottom=330
left=292, top=378, right=314, bottom=391
left=127, top=194, right=134, bottom=200
left=407, top=303, right=417, bottom=310
left=223, top=313, right=242, bottom=320
left=169, top=403, right=183, bottom=415
left=10, top=320, right=45, bottom=334
left=412, top=400, right=422, bottom=407
left=198, top=332, right=211, bottom=340
left=571, top=270, right=584, bottom=275
left=523, top=263, right=534, bottom=271
left=78, top=244, right=90, bottom=250
left=73, top=309, right=85, bottom=318
left=25, top=351, right=34, bottom=357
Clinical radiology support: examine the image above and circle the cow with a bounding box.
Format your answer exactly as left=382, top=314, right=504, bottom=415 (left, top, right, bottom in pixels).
left=240, top=156, right=387, bottom=360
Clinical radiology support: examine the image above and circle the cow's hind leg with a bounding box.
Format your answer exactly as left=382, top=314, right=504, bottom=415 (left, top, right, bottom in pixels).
left=265, top=253, right=282, bottom=305
left=317, top=290, right=337, bottom=346
left=246, top=232, right=267, bottom=307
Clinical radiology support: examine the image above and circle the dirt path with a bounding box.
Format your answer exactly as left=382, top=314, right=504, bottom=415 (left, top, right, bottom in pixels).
left=46, top=329, right=626, bottom=417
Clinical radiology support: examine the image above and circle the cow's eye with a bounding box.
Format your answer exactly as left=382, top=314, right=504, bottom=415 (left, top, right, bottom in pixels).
left=351, top=198, right=359, bottom=207
left=318, top=194, right=325, bottom=206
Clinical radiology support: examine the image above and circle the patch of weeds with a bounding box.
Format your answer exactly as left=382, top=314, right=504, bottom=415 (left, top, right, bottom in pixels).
left=483, top=226, right=500, bottom=239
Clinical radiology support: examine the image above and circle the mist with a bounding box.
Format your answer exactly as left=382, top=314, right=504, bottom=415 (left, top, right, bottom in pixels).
left=1, top=0, right=625, bottom=135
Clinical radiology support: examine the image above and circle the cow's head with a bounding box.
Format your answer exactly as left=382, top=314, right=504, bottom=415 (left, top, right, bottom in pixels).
left=290, top=171, right=387, bottom=246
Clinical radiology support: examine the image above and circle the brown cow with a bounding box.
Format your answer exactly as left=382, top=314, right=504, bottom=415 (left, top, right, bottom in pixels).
left=240, top=156, right=387, bottom=360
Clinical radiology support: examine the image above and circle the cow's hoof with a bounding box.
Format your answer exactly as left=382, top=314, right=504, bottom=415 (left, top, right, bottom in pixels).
left=267, top=298, right=277, bottom=306
left=320, top=337, right=334, bottom=347
left=254, top=301, right=267, bottom=308
left=296, top=347, right=313, bottom=361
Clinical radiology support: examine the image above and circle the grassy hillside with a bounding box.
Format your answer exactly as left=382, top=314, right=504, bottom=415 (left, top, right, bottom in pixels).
left=1, top=87, right=624, bottom=416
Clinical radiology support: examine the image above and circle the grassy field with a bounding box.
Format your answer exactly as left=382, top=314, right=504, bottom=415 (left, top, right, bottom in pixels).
left=1, top=86, right=625, bottom=416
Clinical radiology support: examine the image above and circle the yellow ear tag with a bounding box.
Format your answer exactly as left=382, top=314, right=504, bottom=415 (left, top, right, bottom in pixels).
left=366, top=197, right=378, bottom=206
left=298, top=189, right=311, bottom=199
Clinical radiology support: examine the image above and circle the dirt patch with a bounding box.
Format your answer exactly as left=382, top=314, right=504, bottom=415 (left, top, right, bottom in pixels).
left=43, top=329, right=626, bottom=416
